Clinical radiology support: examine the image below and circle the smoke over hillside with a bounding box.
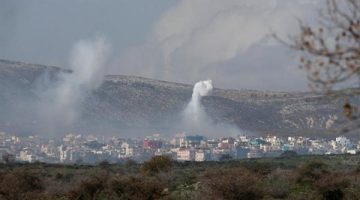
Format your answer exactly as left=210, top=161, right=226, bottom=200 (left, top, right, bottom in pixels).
left=0, top=59, right=344, bottom=138
left=39, top=37, right=110, bottom=133
left=7, top=37, right=111, bottom=135
left=183, top=80, right=213, bottom=133
left=181, top=80, right=244, bottom=137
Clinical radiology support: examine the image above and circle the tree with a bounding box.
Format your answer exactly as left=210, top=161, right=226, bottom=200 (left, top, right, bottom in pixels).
left=279, top=0, right=360, bottom=133
left=290, top=0, right=360, bottom=90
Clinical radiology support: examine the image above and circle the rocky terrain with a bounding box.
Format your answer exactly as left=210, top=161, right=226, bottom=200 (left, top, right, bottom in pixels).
left=0, top=59, right=347, bottom=137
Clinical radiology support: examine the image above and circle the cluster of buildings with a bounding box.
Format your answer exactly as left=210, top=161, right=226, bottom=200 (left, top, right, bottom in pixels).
left=0, top=131, right=360, bottom=164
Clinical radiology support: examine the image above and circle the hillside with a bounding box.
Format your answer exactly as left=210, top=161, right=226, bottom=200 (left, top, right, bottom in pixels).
left=0, top=59, right=345, bottom=137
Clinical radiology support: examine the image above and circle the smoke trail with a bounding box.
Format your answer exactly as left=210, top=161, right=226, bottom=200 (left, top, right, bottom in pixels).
left=183, top=80, right=213, bottom=133
left=181, top=80, right=246, bottom=137
left=36, top=37, right=110, bottom=132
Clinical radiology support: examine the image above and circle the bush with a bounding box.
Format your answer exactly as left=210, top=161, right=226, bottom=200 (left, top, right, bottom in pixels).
left=242, top=161, right=273, bottom=176
left=110, top=176, right=166, bottom=200
left=141, top=155, right=172, bottom=175
left=67, top=176, right=107, bottom=200
left=314, top=173, right=349, bottom=200
left=297, top=161, right=329, bottom=185
left=265, top=170, right=293, bottom=199
left=0, top=169, right=44, bottom=200
left=54, top=172, right=74, bottom=182
left=200, top=168, right=263, bottom=200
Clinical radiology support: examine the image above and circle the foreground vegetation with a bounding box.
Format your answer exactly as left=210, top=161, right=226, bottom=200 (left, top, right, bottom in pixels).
left=1, top=154, right=360, bottom=200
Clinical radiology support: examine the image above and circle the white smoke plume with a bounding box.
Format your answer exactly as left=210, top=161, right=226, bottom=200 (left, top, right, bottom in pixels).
left=182, top=79, right=244, bottom=137
left=185, top=80, right=213, bottom=126
left=183, top=80, right=213, bottom=134
left=36, top=37, right=110, bottom=132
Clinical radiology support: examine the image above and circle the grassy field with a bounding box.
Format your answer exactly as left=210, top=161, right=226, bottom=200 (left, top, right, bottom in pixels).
left=0, top=154, right=360, bottom=200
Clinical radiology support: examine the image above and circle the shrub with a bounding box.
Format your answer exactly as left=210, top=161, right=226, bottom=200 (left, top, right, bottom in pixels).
left=0, top=169, right=44, bottom=200
left=323, top=189, right=344, bottom=200
left=200, top=167, right=263, bottom=200
left=54, top=172, right=74, bottom=182
left=67, top=176, right=106, bottom=200
left=265, top=170, right=292, bottom=199
left=241, top=161, right=273, bottom=176
left=110, top=175, right=166, bottom=200
left=169, top=170, right=197, bottom=191
left=297, top=161, right=329, bottom=185
left=314, top=173, right=349, bottom=200
left=141, top=155, right=172, bottom=175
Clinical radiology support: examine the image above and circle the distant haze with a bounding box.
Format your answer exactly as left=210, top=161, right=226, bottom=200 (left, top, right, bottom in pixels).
left=0, top=0, right=325, bottom=91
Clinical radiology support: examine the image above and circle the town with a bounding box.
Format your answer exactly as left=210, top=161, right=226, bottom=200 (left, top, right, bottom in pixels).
left=0, top=131, right=359, bottom=164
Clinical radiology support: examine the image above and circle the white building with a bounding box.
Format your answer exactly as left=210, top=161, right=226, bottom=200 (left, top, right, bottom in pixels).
left=195, top=149, right=211, bottom=162
left=19, top=149, right=37, bottom=163
left=121, top=142, right=134, bottom=157
left=58, top=145, right=70, bottom=162
left=336, top=137, right=352, bottom=148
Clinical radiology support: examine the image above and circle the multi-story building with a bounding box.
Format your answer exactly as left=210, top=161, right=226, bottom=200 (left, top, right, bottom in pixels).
left=143, top=139, right=163, bottom=150
left=195, top=149, right=211, bottom=161
left=19, top=148, right=37, bottom=163
left=177, top=148, right=195, bottom=161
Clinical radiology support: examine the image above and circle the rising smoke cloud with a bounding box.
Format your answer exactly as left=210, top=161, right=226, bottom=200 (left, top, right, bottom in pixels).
left=36, top=37, right=110, bottom=133
left=182, top=80, right=243, bottom=137
left=184, top=80, right=213, bottom=132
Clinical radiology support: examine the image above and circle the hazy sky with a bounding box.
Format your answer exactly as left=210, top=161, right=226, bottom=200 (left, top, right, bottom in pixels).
left=0, top=0, right=324, bottom=91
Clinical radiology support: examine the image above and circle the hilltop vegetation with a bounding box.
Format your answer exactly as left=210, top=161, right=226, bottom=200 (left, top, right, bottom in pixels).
left=0, top=155, right=360, bottom=200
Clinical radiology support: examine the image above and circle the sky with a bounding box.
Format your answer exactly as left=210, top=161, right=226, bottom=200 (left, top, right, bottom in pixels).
left=0, top=0, right=325, bottom=91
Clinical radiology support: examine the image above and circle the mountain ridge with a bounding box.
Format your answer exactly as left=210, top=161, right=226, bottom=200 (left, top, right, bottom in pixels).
left=0, top=59, right=346, bottom=138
